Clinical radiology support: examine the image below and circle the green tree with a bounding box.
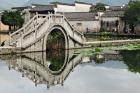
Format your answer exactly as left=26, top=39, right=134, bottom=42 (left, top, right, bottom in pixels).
left=90, top=3, right=106, bottom=12
left=122, top=0, right=140, bottom=33
left=50, top=1, right=63, bottom=5
left=1, top=11, right=24, bottom=30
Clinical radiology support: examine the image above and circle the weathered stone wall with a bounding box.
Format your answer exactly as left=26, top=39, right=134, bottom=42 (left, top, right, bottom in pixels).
left=69, top=20, right=101, bottom=33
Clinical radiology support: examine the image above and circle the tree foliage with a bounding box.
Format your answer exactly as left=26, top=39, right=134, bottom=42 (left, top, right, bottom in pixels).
left=1, top=11, right=24, bottom=30
left=90, top=3, right=106, bottom=12
left=50, top=1, right=63, bottom=5
left=122, top=0, right=140, bottom=32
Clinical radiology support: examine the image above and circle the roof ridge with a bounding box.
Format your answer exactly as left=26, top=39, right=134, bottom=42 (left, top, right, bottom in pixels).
left=74, top=1, right=93, bottom=5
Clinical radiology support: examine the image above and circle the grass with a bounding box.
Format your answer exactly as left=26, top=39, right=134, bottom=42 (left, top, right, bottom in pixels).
left=76, top=44, right=140, bottom=56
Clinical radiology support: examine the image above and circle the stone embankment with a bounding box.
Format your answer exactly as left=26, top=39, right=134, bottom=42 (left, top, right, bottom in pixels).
left=85, top=39, right=140, bottom=47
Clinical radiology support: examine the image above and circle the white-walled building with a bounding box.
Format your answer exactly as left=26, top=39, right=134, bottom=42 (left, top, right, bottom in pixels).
left=30, top=1, right=93, bottom=13
left=75, top=1, right=92, bottom=12
left=100, top=11, right=125, bottom=33
left=63, top=12, right=100, bottom=33
left=55, top=1, right=92, bottom=12
left=55, top=3, right=76, bottom=12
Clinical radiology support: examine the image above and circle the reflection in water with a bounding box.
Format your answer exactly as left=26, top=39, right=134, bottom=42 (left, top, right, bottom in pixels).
left=89, top=53, right=122, bottom=64
left=46, top=49, right=65, bottom=72
left=89, top=50, right=140, bottom=73
left=0, top=50, right=140, bottom=92
left=120, top=50, right=140, bottom=73
left=0, top=50, right=83, bottom=88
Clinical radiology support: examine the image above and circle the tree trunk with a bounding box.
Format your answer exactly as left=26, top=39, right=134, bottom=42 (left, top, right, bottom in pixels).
left=130, top=24, right=135, bottom=33
left=9, top=26, right=11, bottom=31
left=123, top=21, right=127, bottom=33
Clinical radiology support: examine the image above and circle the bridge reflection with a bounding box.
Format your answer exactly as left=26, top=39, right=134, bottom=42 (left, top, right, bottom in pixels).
left=0, top=49, right=140, bottom=88
left=2, top=50, right=83, bottom=88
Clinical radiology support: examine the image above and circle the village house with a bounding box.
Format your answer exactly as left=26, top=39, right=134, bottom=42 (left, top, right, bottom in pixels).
left=30, top=4, right=56, bottom=15
left=100, top=11, right=125, bottom=33
left=30, top=1, right=93, bottom=14
left=107, top=5, right=127, bottom=11
left=27, top=2, right=99, bottom=33
left=48, top=1, right=92, bottom=13
left=100, top=7, right=125, bottom=33
left=11, top=2, right=129, bottom=34
left=63, top=12, right=100, bottom=33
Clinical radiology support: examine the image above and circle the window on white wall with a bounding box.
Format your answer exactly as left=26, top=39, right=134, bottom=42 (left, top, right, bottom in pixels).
left=77, top=23, right=82, bottom=26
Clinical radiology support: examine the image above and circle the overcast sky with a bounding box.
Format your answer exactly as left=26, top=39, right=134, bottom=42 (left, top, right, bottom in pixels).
left=0, top=0, right=130, bottom=10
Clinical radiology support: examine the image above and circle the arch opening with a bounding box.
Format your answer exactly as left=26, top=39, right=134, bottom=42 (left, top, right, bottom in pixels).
left=45, top=28, right=67, bottom=72
left=46, top=28, right=65, bottom=50
left=46, top=49, right=66, bottom=72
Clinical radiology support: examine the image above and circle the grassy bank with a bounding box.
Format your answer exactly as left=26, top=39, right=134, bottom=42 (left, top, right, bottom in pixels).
left=76, top=44, right=140, bottom=56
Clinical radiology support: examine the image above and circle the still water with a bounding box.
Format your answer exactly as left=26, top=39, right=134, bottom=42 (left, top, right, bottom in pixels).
left=0, top=50, right=140, bottom=93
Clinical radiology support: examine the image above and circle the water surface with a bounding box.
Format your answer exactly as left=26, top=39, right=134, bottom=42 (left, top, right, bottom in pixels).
left=0, top=50, right=140, bottom=93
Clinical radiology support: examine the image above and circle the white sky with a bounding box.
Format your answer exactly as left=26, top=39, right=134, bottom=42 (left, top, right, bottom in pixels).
left=0, top=0, right=130, bottom=10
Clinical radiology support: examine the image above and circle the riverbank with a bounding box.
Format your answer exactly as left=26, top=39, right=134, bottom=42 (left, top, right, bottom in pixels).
left=0, top=32, right=140, bottom=55
left=85, top=33, right=140, bottom=41
left=76, top=43, right=140, bottom=56
left=0, top=41, right=140, bottom=55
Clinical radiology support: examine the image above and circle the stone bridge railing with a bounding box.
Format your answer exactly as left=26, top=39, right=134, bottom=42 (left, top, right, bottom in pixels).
left=10, top=14, right=85, bottom=49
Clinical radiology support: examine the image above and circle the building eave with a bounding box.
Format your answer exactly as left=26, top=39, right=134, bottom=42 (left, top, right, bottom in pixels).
left=74, top=1, right=93, bottom=5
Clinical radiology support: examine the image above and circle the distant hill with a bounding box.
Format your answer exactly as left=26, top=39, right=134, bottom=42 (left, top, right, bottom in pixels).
left=0, top=7, right=4, bottom=11
left=25, top=0, right=129, bottom=6
left=25, top=0, right=51, bottom=6
left=25, top=0, right=58, bottom=6
left=0, top=0, right=28, bottom=10
left=25, top=0, right=73, bottom=6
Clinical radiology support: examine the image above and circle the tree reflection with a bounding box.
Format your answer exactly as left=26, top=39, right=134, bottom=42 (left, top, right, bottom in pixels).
left=46, top=49, right=65, bottom=72
left=90, top=54, right=105, bottom=64
left=46, top=29, right=66, bottom=72
left=120, top=50, right=140, bottom=73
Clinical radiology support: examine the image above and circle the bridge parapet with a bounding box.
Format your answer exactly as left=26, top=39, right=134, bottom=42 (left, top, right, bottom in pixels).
left=9, top=14, right=85, bottom=51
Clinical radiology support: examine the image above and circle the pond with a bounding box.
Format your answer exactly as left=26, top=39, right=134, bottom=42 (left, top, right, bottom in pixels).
left=0, top=50, right=140, bottom=93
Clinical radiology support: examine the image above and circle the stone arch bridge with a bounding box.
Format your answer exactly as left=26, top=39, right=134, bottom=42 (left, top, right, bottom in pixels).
left=7, top=14, right=140, bottom=54
left=10, top=14, right=85, bottom=52
left=2, top=50, right=83, bottom=88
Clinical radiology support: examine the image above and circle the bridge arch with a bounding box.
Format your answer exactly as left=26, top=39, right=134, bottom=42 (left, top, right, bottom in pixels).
left=43, top=25, right=69, bottom=51
left=10, top=14, right=85, bottom=52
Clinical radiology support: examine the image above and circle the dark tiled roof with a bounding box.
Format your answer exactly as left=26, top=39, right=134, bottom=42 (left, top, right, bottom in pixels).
left=74, top=1, right=93, bottom=5
left=32, top=4, right=56, bottom=6
left=109, top=6, right=126, bottom=11
left=12, top=6, right=31, bottom=10
left=30, top=5, right=56, bottom=12
left=102, top=11, right=124, bottom=17
left=51, top=2, right=75, bottom=6
left=62, top=12, right=97, bottom=21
